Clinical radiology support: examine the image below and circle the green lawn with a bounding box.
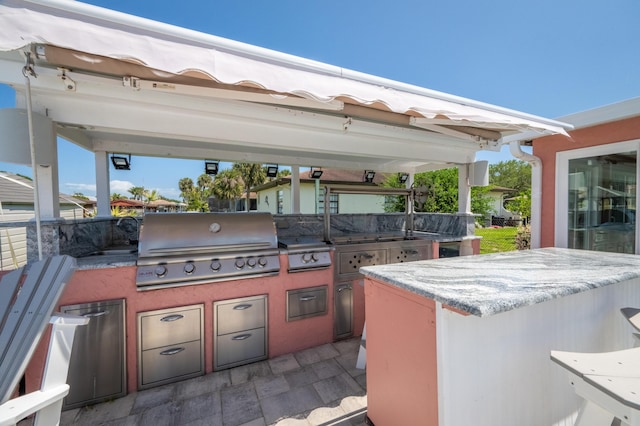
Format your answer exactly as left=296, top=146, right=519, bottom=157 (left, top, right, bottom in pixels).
left=475, top=227, right=519, bottom=254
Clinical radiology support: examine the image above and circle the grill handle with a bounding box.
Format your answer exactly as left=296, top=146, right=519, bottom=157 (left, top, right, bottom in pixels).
left=233, top=304, right=253, bottom=310
left=232, top=333, right=252, bottom=341
left=82, top=310, right=109, bottom=318
left=300, top=295, right=317, bottom=302
left=160, top=314, right=184, bottom=322
left=160, top=347, right=185, bottom=356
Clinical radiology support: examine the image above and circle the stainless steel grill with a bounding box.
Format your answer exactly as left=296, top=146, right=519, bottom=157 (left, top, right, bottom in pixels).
left=136, top=212, right=280, bottom=289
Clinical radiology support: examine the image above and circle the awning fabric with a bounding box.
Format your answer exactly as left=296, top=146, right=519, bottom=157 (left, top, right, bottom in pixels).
left=0, top=0, right=570, bottom=137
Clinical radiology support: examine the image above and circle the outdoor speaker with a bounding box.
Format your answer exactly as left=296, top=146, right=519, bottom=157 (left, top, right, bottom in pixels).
left=469, top=160, right=489, bottom=186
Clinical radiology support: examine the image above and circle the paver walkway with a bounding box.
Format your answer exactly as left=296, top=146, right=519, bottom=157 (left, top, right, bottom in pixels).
left=59, top=337, right=367, bottom=426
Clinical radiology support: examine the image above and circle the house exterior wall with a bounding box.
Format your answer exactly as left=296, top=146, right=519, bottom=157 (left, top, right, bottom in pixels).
left=255, top=183, right=386, bottom=214
left=533, top=115, right=640, bottom=248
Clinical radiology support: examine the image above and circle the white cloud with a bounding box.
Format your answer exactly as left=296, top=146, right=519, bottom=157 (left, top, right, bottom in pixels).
left=63, top=182, right=96, bottom=195
left=109, top=180, right=136, bottom=194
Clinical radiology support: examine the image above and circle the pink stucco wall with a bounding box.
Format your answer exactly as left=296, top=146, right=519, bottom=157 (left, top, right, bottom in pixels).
left=365, top=277, right=439, bottom=426
left=25, top=253, right=346, bottom=394
left=533, top=116, right=640, bottom=248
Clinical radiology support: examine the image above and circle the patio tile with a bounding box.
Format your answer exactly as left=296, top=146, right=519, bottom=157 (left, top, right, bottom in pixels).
left=294, top=343, right=339, bottom=366
left=334, top=352, right=364, bottom=379
left=101, top=415, right=141, bottom=426
left=72, top=391, right=136, bottom=424
left=230, top=360, right=273, bottom=385
left=268, top=353, right=300, bottom=374
left=221, top=382, right=262, bottom=426
left=238, top=418, right=267, bottom=426
left=332, top=338, right=361, bottom=356
left=176, top=392, right=222, bottom=424
left=176, top=370, right=231, bottom=399
left=284, top=365, right=320, bottom=389
left=311, top=358, right=344, bottom=380
left=312, top=373, right=364, bottom=405
left=260, top=385, right=323, bottom=425
left=254, top=374, right=290, bottom=399
left=130, top=384, right=175, bottom=414
left=137, top=401, right=179, bottom=426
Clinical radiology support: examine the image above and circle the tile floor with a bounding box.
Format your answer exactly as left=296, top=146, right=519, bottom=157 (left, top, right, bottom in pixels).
left=59, top=337, right=367, bottom=426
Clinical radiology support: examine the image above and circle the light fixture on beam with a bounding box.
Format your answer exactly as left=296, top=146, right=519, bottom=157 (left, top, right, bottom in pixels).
left=205, top=160, right=219, bottom=175
left=398, top=173, right=409, bottom=183
left=111, top=154, right=131, bottom=170
left=363, top=170, right=376, bottom=183
left=310, top=167, right=323, bottom=179
left=266, top=164, right=279, bottom=178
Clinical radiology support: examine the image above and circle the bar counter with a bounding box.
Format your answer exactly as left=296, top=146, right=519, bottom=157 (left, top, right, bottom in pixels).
left=360, top=248, right=640, bottom=426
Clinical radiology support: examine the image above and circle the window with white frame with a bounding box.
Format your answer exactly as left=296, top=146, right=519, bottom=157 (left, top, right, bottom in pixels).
left=318, top=192, right=338, bottom=214
left=556, top=140, right=639, bottom=254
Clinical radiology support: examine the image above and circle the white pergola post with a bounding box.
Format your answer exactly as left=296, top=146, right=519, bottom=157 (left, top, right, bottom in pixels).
left=291, top=166, right=300, bottom=214
left=95, top=150, right=111, bottom=218
left=458, top=164, right=471, bottom=214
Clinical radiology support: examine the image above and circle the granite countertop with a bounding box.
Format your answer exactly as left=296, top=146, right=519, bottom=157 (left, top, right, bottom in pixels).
left=360, top=247, right=640, bottom=317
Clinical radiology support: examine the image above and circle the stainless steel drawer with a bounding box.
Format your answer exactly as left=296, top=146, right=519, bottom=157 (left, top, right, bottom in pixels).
left=215, top=296, right=266, bottom=336
left=286, top=285, right=328, bottom=321
left=139, top=304, right=203, bottom=350
left=140, top=340, right=203, bottom=388
left=215, top=328, right=266, bottom=370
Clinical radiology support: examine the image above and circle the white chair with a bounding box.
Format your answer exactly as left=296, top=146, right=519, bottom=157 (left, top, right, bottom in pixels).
left=551, top=347, right=640, bottom=426
left=0, top=256, right=88, bottom=426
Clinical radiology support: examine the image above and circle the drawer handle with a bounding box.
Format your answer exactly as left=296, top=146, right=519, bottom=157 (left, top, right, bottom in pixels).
left=160, top=314, right=184, bottom=322
left=407, top=250, right=419, bottom=255
left=232, top=333, right=252, bottom=341
left=299, top=295, right=317, bottom=301
left=160, top=347, right=185, bottom=356
left=82, top=310, right=108, bottom=318
left=338, top=286, right=351, bottom=293
left=360, top=253, right=374, bottom=259
left=233, top=304, right=253, bottom=310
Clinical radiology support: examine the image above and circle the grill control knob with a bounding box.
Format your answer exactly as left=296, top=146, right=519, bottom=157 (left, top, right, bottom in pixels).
left=210, top=260, right=221, bottom=271
left=184, top=263, right=196, bottom=274
left=154, top=265, right=167, bottom=277
left=258, top=257, right=268, bottom=267
left=247, top=257, right=257, bottom=268
left=311, top=252, right=319, bottom=262
left=235, top=258, right=245, bottom=269
left=302, top=253, right=312, bottom=263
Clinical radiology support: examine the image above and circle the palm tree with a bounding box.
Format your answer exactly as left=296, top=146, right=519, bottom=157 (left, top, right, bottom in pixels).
left=212, top=169, right=244, bottom=211
left=128, top=186, right=145, bottom=201
left=111, top=193, right=124, bottom=201
left=232, top=163, right=266, bottom=211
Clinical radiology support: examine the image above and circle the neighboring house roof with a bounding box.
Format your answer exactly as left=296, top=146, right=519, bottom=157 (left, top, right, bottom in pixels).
left=0, top=172, right=89, bottom=206
left=146, top=199, right=177, bottom=208
left=253, top=169, right=387, bottom=191
left=111, top=199, right=145, bottom=208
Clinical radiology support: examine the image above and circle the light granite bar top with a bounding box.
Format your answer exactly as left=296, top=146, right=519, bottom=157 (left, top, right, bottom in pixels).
left=360, top=247, right=640, bottom=317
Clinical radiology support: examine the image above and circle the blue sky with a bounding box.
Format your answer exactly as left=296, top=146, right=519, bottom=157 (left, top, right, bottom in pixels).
left=1, top=0, right=639, bottom=199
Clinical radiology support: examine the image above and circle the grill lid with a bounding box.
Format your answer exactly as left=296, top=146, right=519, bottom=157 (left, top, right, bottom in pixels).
left=138, top=212, right=279, bottom=259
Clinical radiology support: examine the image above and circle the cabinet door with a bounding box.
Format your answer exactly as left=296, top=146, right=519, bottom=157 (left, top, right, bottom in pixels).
left=141, top=340, right=203, bottom=387
left=215, top=296, right=266, bottom=335
left=62, top=299, right=126, bottom=409
left=139, top=305, right=202, bottom=350
left=334, top=283, right=353, bottom=339
left=215, top=328, right=266, bottom=370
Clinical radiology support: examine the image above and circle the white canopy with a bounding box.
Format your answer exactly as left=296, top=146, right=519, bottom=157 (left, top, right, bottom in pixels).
left=0, top=0, right=572, bottom=173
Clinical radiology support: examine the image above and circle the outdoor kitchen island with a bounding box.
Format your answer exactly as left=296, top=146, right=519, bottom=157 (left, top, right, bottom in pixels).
left=360, top=247, right=640, bottom=426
